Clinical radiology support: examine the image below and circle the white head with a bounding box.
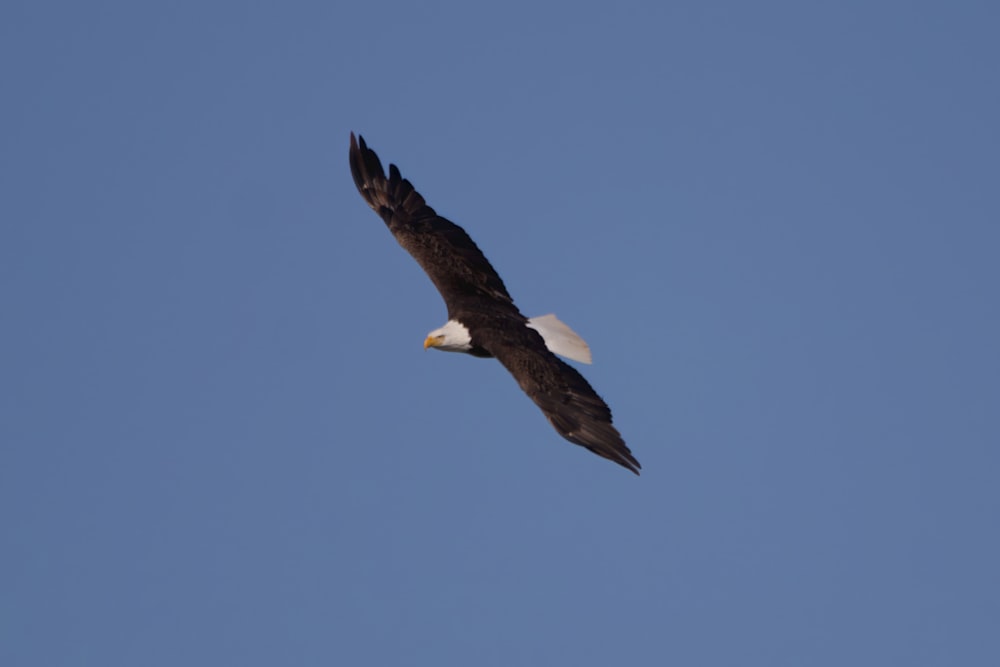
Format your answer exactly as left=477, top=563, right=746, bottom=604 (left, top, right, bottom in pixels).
left=424, top=319, right=472, bottom=353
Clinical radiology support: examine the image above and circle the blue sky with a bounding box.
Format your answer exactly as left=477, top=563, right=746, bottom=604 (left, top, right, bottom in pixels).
left=2, top=1, right=998, bottom=665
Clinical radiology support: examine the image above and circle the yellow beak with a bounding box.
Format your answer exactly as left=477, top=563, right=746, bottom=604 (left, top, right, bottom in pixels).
left=424, top=335, right=443, bottom=350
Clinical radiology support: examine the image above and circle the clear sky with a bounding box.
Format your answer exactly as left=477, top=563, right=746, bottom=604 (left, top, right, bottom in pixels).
left=2, top=1, right=998, bottom=665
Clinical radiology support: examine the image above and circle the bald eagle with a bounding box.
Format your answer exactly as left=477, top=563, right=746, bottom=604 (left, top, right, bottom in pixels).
left=349, top=134, right=640, bottom=474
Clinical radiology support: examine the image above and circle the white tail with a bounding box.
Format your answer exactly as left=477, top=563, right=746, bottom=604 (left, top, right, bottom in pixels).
left=526, top=314, right=592, bottom=365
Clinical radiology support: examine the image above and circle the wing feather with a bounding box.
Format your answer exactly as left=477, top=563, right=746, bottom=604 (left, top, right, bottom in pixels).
left=349, top=133, right=514, bottom=318
left=476, top=325, right=641, bottom=475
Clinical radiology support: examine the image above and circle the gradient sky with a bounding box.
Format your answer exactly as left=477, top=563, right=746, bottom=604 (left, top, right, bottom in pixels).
left=3, top=2, right=999, bottom=665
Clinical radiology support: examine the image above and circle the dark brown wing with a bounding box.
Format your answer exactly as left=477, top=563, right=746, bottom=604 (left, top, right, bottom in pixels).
left=349, top=133, right=515, bottom=319
left=474, top=323, right=641, bottom=475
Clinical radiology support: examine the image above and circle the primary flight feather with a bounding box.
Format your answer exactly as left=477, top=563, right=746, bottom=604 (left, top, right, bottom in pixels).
left=349, top=133, right=640, bottom=474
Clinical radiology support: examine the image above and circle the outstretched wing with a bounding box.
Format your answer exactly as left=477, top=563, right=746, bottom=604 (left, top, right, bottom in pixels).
left=474, top=323, right=641, bottom=475
left=349, top=133, right=516, bottom=319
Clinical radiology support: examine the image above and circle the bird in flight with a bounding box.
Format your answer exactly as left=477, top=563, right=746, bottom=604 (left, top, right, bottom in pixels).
left=349, top=133, right=640, bottom=474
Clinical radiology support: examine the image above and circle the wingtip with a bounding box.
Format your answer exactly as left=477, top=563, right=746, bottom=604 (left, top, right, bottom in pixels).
left=613, top=451, right=642, bottom=475
left=591, top=448, right=641, bottom=475
left=349, top=132, right=359, bottom=161
left=351, top=131, right=372, bottom=152
left=604, top=438, right=643, bottom=476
